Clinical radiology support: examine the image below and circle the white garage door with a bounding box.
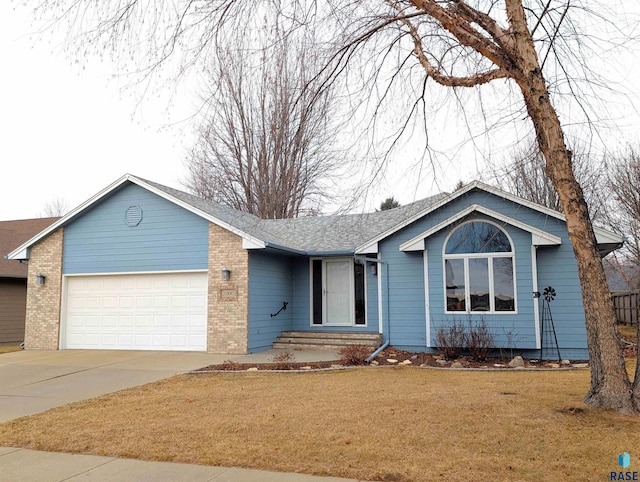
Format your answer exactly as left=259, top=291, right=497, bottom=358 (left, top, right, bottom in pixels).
left=64, top=272, right=208, bottom=351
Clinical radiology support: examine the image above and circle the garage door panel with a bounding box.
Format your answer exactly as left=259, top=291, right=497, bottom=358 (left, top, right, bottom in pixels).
left=64, top=273, right=208, bottom=351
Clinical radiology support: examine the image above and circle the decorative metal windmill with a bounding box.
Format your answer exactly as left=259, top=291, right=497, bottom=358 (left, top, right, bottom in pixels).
left=538, top=286, right=561, bottom=361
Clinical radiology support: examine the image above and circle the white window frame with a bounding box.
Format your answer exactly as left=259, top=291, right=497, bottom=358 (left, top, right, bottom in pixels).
left=443, top=220, right=518, bottom=315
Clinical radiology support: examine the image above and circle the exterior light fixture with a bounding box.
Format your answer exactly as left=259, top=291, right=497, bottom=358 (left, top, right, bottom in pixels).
left=369, top=264, right=377, bottom=276
left=221, top=267, right=231, bottom=281
left=36, top=274, right=46, bottom=285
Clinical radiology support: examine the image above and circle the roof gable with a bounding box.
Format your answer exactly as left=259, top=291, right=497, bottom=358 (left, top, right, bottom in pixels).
left=355, top=180, right=623, bottom=254
left=398, top=204, right=562, bottom=252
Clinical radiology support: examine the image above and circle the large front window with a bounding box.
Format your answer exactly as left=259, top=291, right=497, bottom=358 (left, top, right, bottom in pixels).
left=444, top=221, right=516, bottom=313
left=311, top=258, right=367, bottom=326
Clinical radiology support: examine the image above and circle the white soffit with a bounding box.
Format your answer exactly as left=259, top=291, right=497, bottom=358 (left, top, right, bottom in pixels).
left=399, top=204, right=562, bottom=252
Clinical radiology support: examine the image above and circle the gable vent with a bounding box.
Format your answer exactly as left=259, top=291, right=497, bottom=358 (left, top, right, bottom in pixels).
left=125, top=206, right=143, bottom=227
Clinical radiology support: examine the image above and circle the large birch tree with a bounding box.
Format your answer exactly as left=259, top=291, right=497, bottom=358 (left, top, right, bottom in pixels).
left=28, top=0, right=640, bottom=412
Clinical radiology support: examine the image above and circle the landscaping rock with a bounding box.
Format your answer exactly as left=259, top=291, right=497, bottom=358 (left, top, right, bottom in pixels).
left=401, top=360, right=412, bottom=365
left=493, top=364, right=506, bottom=368
left=548, top=363, right=560, bottom=368
left=451, top=362, right=463, bottom=368
left=509, top=356, right=525, bottom=368
left=572, top=363, right=589, bottom=368
left=370, top=360, right=379, bottom=366
left=436, top=359, right=448, bottom=366
left=301, top=366, right=312, bottom=370
left=387, top=359, right=399, bottom=364
left=411, top=354, right=419, bottom=360
left=331, top=364, right=343, bottom=369
left=561, top=359, right=571, bottom=365
left=247, top=367, right=259, bottom=372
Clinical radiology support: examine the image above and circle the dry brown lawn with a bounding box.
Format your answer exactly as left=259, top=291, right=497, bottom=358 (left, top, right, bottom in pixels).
left=0, top=344, right=22, bottom=354
left=0, top=366, right=639, bottom=481
left=618, top=323, right=638, bottom=343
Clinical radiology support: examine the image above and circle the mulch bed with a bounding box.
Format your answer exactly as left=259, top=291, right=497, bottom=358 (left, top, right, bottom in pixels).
left=194, top=347, right=592, bottom=372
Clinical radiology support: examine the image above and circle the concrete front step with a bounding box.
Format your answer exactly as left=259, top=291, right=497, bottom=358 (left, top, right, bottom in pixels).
left=273, top=331, right=382, bottom=351
left=272, top=342, right=353, bottom=351
left=279, top=331, right=381, bottom=341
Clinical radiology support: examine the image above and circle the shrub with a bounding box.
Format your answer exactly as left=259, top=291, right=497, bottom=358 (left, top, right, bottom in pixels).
left=270, top=350, right=297, bottom=370
left=435, top=320, right=466, bottom=360
left=338, top=344, right=373, bottom=365
left=466, top=319, right=495, bottom=361
left=220, top=359, right=241, bottom=371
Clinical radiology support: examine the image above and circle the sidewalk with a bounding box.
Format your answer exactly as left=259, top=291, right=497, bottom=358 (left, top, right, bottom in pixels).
left=0, top=447, right=362, bottom=482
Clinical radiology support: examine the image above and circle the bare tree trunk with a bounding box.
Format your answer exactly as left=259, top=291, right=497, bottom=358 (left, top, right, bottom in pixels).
left=504, top=0, right=636, bottom=413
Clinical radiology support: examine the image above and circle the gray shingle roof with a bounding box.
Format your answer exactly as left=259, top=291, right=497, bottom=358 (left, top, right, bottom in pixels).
left=136, top=176, right=447, bottom=254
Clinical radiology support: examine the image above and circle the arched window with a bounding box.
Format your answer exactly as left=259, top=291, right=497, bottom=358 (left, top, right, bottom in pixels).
left=444, top=221, right=516, bottom=313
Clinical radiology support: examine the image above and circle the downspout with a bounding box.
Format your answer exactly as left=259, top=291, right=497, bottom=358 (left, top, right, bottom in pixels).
left=358, top=255, right=389, bottom=363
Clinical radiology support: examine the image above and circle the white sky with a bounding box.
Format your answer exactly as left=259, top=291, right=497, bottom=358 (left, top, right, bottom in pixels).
left=0, top=3, right=194, bottom=221
left=2, top=3, right=640, bottom=221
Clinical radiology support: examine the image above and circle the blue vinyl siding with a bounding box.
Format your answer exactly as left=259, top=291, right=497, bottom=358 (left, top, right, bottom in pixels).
left=248, top=251, right=294, bottom=352
left=377, top=188, right=587, bottom=356
left=63, top=183, right=209, bottom=274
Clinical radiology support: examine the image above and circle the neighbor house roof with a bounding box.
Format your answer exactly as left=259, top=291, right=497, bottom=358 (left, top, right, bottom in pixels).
left=7, top=174, right=624, bottom=260
left=0, top=217, right=60, bottom=278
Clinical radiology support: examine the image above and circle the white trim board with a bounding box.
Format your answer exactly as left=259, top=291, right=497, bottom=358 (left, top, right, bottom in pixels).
left=355, top=180, right=622, bottom=254
left=399, top=204, right=562, bottom=252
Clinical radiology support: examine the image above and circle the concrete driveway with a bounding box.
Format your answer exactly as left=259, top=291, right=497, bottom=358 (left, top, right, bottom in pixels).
left=0, top=350, right=230, bottom=423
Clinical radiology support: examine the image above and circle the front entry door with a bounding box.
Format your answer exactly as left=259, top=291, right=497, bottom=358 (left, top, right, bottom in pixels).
left=323, top=259, right=353, bottom=326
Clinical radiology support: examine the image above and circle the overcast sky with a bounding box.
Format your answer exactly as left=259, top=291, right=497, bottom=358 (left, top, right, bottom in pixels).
left=0, top=3, right=194, bottom=221
left=2, top=3, right=640, bottom=222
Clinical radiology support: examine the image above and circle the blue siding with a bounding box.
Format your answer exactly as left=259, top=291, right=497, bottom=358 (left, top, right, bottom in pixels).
left=63, top=183, right=209, bottom=274
left=377, top=188, right=588, bottom=357
left=248, top=251, right=294, bottom=352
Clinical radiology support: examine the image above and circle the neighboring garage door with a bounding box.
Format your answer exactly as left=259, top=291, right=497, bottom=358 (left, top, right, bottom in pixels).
left=63, top=272, right=208, bottom=351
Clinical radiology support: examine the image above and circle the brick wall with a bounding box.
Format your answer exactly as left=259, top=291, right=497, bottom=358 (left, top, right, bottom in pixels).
left=207, top=223, right=249, bottom=354
left=24, top=229, right=64, bottom=350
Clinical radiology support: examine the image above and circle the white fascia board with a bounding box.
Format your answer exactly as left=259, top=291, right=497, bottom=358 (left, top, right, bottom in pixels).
left=356, top=180, right=620, bottom=254
left=355, top=180, right=564, bottom=255
left=593, top=226, right=624, bottom=245
left=356, top=241, right=379, bottom=255
left=7, top=174, right=134, bottom=260
left=474, top=181, right=624, bottom=245
left=242, top=238, right=267, bottom=249
left=399, top=204, right=561, bottom=252
left=469, top=181, right=566, bottom=221
left=8, top=174, right=267, bottom=260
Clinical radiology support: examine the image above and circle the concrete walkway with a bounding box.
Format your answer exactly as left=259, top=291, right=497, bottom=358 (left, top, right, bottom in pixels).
left=0, top=349, right=339, bottom=422
left=0, top=448, right=361, bottom=482
left=0, top=349, right=350, bottom=481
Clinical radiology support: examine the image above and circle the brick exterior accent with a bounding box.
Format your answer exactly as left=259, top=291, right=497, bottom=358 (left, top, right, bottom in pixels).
left=207, top=223, right=249, bottom=354
left=24, top=229, right=64, bottom=350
